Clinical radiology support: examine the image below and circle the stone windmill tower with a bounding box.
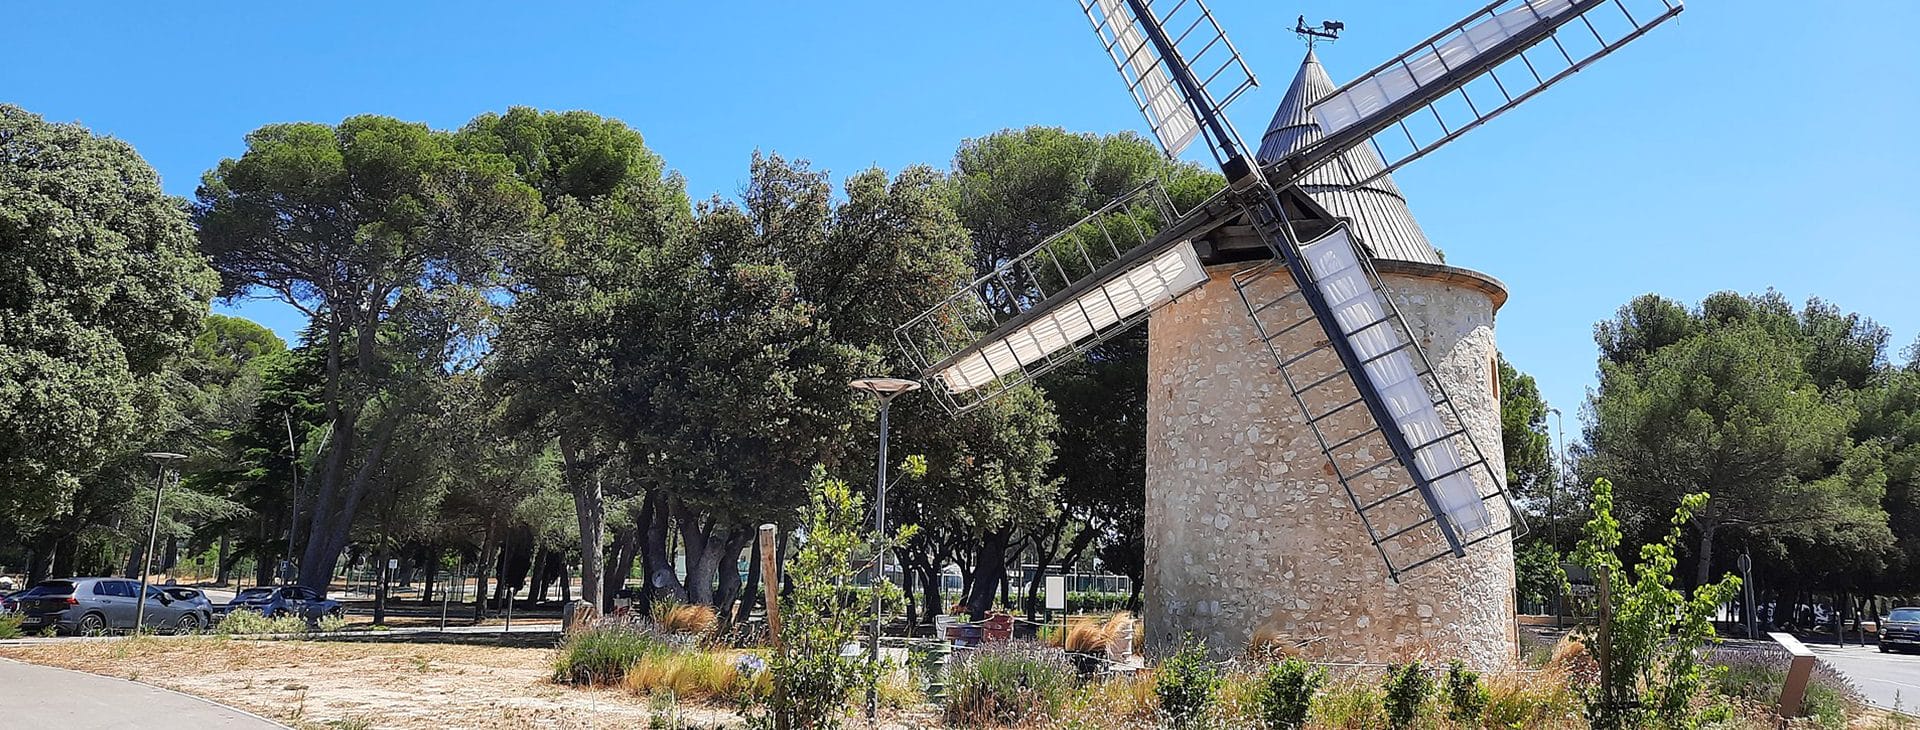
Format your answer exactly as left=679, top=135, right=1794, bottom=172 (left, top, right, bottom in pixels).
left=893, top=0, right=1683, bottom=668
left=1141, top=50, right=1516, bottom=668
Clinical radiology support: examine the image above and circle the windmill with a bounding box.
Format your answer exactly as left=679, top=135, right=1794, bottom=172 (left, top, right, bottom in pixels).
left=893, top=0, right=1683, bottom=658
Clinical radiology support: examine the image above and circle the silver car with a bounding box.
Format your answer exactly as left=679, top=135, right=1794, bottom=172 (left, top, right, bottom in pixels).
left=13, top=578, right=205, bottom=635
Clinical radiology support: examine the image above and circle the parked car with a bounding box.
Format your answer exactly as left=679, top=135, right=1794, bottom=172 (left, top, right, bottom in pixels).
left=159, top=587, right=216, bottom=633
left=0, top=591, right=15, bottom=614
left=222, top=585, right=342, bottom=623
left=11, top=578, right=204, bottom=635
left=1880, top=607, right=1920, bottom=653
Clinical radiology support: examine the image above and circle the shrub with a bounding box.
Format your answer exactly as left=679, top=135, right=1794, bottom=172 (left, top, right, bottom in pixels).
left=315, top=612, right=350, bottom=634
left=1251, top=657, right=1324, bottom=730
left=1382, top=662, right=1432, bottom=729
left=1574, top=479, right=1743, bottom=730
left=1156, top=636, right=1222, bottom=728
left=553, top=624, right=670, bottom=685
left=1444, top=660, right=1489, bottom=724
left=944, top=641, right=1076, bottom=725
left=215, top=610, right=308, bottom=636
left=1711, top=643, right=1859, bottom=730
left=0, top=612, right=22, bottom=640
left=755, top=470, right=913, bottom=730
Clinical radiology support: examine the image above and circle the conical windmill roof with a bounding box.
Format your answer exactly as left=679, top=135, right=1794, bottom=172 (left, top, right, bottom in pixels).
left=1256, top=50, right=1442, bottom=264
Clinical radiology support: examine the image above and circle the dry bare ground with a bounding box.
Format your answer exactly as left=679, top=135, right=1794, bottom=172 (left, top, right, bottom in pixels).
left=0, top=635, right=739, bottom=729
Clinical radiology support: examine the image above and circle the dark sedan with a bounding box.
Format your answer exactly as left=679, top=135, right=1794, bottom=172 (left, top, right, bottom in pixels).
left=1880, top=607, right=1920, bottom=653
left=222, top=585, right=342, bottom=623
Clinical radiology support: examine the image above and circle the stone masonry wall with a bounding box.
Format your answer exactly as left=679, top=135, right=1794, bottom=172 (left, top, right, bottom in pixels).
left=1142, top=261, right=1517, bottom=669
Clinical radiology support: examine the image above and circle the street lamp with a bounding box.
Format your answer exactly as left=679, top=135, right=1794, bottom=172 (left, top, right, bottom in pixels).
left=137, top=452, right=187, bottom=632
left=848, top=376, right=920, bottom=722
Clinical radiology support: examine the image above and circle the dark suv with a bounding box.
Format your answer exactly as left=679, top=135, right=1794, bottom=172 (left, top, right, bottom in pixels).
left=11, top=578, right=201, bottom=635
left=1881, top=607, right=1920, bottom=653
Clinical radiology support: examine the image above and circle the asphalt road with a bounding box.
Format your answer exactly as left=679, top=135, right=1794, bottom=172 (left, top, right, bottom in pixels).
left=0, top=659, right=284, bottom=728
left=1810, top=643, right=1920, bottom=713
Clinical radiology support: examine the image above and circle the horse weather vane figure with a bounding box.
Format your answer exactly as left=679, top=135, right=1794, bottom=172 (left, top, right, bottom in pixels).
left=1295, top=15, right=1343, bottom=48
left=894, top=0, right=1686, bottom=585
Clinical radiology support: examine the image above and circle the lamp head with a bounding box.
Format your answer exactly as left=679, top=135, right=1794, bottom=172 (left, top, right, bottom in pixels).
left=848, top=377, right=922, bottom=399
left=143, top=452, right=188, bottom=463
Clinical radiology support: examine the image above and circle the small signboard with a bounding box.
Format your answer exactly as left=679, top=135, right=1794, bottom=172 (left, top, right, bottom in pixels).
left=387, top=558, right=399, bottom=571
left=1044, top=575, right=1066, bottom=611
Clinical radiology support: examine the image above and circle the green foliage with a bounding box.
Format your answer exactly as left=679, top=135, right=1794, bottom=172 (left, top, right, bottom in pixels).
left=942, top=641, right=1076, bottom=726
left=1586, top=291, right=1898, bottom=589
left=215, top=610, right=310, bottom=636
left=0, top=613, right=23, bottom=640
left=758, top=470, right=915, bottom=730
left=1575, top=478, right=1743, bottom=730
left=1155, top=636, right=1221, bottom=728
left=1381, top=662, right=1433, bottom=729
left=1711, top=644, right=1857, bottom=730
left=0, top=105, right=217, bottom=524
left=1443, top=660, right=1489, bottom=725
left=1250, top=657, right=1323, bottom=730
left=552, top=624, right=670, bottom=685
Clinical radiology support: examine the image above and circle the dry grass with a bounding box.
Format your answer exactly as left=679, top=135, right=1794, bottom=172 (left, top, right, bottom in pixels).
left=621, top=650, right=766, bottom=703
left=0, top=636, right=735, bottom=729
left=656, top=604, right=718, bottom=636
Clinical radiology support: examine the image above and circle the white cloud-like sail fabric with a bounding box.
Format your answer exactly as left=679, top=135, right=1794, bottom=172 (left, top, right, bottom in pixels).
left=1300, top=228, right=1493, bottom=535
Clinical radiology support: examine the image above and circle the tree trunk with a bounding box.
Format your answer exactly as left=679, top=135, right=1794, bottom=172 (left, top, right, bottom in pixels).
left=473, top=522, right=495, bottom=619
left=216, top=533, right=231, bottom=585
left=1693, top=521, right=1719, bottom=589
left=964, top=529, right=1011, bottom=620
left=643, top=494, right=682, bottom=604
left=559, top=439, right=606, bottom=612
left=422, top=546, right=438, bottom=604
left=919, top=562, right=943, bottom=620
left=735, top=536, right=762, bottom=627
left=712, top=531, right=750, bottom=618
left=605, top=524, right=638, bottom=605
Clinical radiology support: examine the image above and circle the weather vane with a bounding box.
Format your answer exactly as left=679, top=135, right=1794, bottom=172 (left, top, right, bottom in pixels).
left=1295, top=15, right=1344, bottom=48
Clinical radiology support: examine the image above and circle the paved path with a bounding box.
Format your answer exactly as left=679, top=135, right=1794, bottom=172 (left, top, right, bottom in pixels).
left=0, top=659, right=286, bottom=728
left=1808, top=644, right=1920, bottom=714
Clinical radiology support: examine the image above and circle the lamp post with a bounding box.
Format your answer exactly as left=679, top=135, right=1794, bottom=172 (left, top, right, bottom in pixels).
left=848, top=376, right=920, bottom=722
left=137, top=452, right=187, bottom=632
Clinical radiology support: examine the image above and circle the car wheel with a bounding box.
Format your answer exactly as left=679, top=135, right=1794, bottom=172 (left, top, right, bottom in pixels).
left=1880, top=644, right=1890, bottom=653
left=328, top=606, right=344, bottom=619
left=76, top=612, right=107, bottom=636
left=175, top=613, right=201, bottom=635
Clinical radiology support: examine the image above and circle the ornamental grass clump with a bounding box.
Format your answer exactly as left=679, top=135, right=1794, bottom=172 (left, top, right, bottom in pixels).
left=552, top=624, right=670, bottom=686
left=944, top=640, right=1077, bottom=726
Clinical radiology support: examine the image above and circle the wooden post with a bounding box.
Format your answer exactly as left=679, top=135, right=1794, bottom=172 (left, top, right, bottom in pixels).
left=759, top=523, right=781, bottom=651
left=1769, top=632, right=1816, bottom=718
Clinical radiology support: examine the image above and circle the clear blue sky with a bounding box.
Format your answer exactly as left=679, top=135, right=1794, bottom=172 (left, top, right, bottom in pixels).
left=7, top=1, right=1916, bottom=446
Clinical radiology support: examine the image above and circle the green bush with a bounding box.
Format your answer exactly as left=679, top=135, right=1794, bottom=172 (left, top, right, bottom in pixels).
left=1067, top=590, right=1132, bottom=613
left=0, top=612, right=22, bottom=640
left=553, top=625, right=670, bottom=685
left=1382, top=662, right=1432, bottom=729
left=215, top=610, right=309, bottom=636
left=1155, top=637, right=1221, bottom=728
left=1443, top=660, right=1488, bottom=724
left=1251, top=657, right=1323, bottom=730
left=943, top=641, right=1076, bottom=726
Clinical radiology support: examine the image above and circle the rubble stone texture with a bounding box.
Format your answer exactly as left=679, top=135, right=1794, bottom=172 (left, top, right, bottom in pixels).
left=1143, top=259, right=1517, bottom=669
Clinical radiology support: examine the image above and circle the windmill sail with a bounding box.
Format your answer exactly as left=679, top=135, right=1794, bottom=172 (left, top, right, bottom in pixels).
left=1270, top=0, right=1685, bottom=190
left=1079, top=0, right=1257, bottom=166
